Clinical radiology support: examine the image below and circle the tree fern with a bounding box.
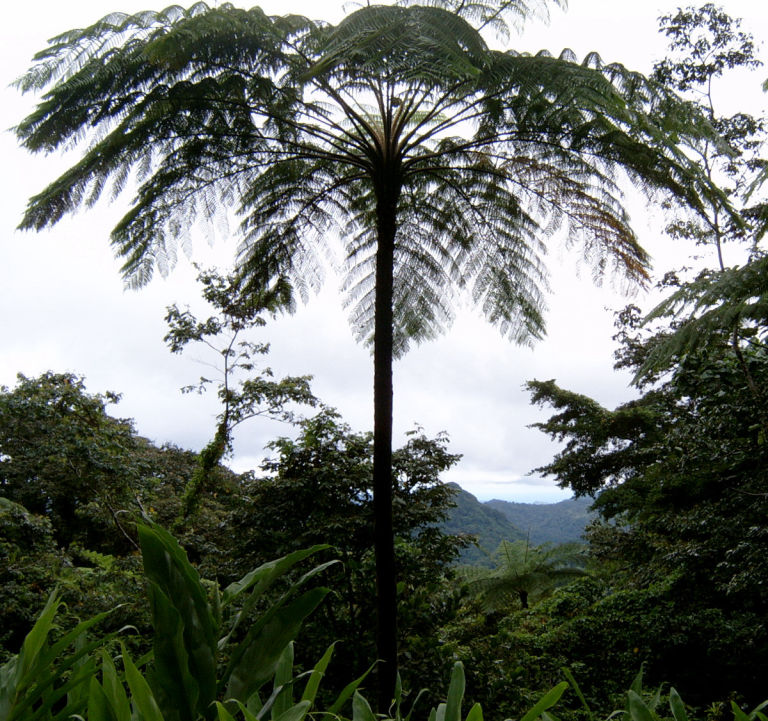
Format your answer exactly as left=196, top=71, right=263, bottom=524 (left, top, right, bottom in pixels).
left=16, top=1, right=737, bottom=706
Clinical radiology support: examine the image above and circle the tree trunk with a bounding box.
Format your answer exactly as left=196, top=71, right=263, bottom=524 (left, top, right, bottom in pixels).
left=372, top=190, right=399, bottom=711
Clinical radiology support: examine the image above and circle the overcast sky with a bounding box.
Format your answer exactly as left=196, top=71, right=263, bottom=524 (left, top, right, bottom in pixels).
left=1, top=0, right=766, bottom=502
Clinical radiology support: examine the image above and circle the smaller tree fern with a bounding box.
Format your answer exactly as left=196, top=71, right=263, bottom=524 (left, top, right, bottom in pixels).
left=462, top=539, right=586, bottom=610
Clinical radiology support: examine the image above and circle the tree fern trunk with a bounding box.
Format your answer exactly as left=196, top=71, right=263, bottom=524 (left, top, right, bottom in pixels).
left=372, top=190, right=398, bottom=711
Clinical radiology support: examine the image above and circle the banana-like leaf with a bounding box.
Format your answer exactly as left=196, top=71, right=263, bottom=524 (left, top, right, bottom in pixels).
left=519, top=682, right=569, bottom=721
left=271, top=643, right=295, bottom=720
left=353, top=690, right=378, bottom=721
left=629, top=668, right=644, bottom=696
left=0, top=593, right=64, bottom=720
left=627, top=690, right=656, bottom=721
left=216, top=702, right=241, bottom=721
left=444, top=662, right=465, bottom=721
left=273, top=700, right=311, bottom=721
left=122, top=643, right=167, bottom=721
left=326, top=661, right=376, bottom=716
left=668, top=688, right=688, bottom=721
left=2, top=595, right=119, bottom=721
left=222, top=553, right=336, bottom=648
left=224, top=587, right=329, bottom=704
left=465, top=703, right=483, bottom=721
left=99, top=651, right=132, bottom=721
left=138, top=523, right=218, bottom=721
left=300, top=644, right=335, bottom=705
left=145, top=583, right=201, bottom=721
left=88, top=676, right=121, bottom=721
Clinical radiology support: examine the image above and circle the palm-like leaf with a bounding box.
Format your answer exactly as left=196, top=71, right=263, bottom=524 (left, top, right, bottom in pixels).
left=634, top=255, right=768, bottom=383
left=462, top=539, right=586, bottom=610
left=16, top=3, right=728, bottom=349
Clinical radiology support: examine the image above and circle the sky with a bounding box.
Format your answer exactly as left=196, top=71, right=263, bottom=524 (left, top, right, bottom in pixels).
left=1, top=0, right=766, bottom=502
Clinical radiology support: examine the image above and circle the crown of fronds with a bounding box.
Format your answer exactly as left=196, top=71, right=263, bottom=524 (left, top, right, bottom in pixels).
left=16, top=1, right=735, bottom=354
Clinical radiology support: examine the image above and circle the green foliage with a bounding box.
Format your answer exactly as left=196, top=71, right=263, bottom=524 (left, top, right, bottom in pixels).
left=164, top=267, right=317, bottom=518
left=0, top=372, right=252, bottom=662
left=0, top=521, right=338, bottom=721
left=461, top=540, right=587, bottom=611
left=224, top=409, right=466, bottom=702
left=137, top=523, right=334, bottom=719
left=527, top=332, right=768, bottom=702
left=0, top=500, right=64, bottom=661
left=0, top=372, right=143, bottom=550
left=0, top=591, right=122, bottom=721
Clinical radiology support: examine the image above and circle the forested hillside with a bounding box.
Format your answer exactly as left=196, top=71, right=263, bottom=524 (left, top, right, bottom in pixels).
left=439, top=484, right=593, bottom=560
left=485, top=495, right=595, bottom=545
left=439, top=483, right=524, bottom=564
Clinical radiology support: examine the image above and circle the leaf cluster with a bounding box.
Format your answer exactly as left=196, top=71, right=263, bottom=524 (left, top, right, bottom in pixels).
left=14, top=1, right=737, bottom=352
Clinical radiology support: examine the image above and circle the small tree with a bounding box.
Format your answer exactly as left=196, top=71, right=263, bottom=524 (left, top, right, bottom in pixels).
left=462, top=538, right=586, bottom=610
left=226, top=409, right=466, bottom=696
left=164, top=267, right=317, bottom=517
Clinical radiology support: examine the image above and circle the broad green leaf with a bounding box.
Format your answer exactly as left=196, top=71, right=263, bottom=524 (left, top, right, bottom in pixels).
left=122, top=644, right=166, bottom=721
left=300, top=644, right=335, bottom=705
left=353, top=691, right=378, bottom=721
left=7, top=613, right=117, bottom=721
left=98, top=652, right=131, bottom=721
left=445, top=662, right=465, bottom=721
left=628, top=690, right=656, bottom=721
left=326, top=662, right=376, bottom=715
left=668, top=688, right=688, bottom=721
left=145, top=583, right=200, bottom=721
left=222, top=546, right=329, bottom=606
left=732, top=702, right=752, bottom=721
left=519, top=682, right=569, bottom=721
left=12, top=591, right=61, bottom=689
left=35, top=656, right=97, bottom=721
left=138, top=523, right=217, bottom=720
left=215, top=701, right=239, bottom=721
left=271, top=644, right=295, bottom=720
left=0, top=592, right=65, bottom=721
left=220, top=699, right=263, bottom=721
left=67, top=636, right=93, bottom=711
left=223, top=556, right=336, bottom=649
left=274, top=700, right=311, bottom=721
left=466, top=702, right=484, bottom=721
left=225, top=588, right=328, bottom=703
left=88, top=677, right=120, bottom=721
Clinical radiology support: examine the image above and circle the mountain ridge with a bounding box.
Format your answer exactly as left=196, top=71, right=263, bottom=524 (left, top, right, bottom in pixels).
left=441, top=482, right=595, bottom=565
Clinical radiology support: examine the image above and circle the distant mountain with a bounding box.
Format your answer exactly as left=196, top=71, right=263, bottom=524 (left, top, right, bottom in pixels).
left=440, top=484, right=597, bottom=565
left=485, top=495, right=596, bottom=546
left=441, top=483, right=524, bottom=566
